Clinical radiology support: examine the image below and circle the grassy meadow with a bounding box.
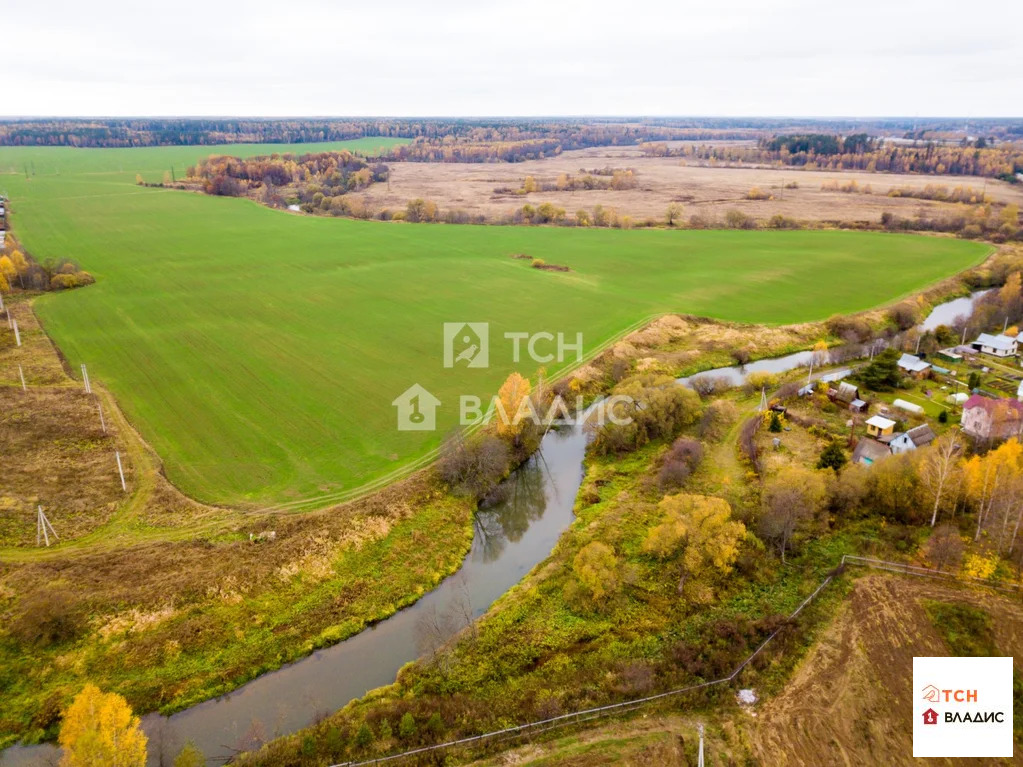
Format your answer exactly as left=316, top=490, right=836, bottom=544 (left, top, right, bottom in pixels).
left=0, top=143, right=990, bottom=505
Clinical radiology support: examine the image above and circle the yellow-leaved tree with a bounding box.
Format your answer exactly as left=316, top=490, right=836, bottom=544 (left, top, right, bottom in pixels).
left=0, top=255, right=16, bottom=284
left=999, top=271, right=1021, bottom=306
left=495, top=372, right=531, bottom=442
left=643, top=493, right=746, bottom=602
left=963, top=438, right=1023, bottom=549
left=573, top=541, right=620, bottom=602
left=59, top=684, right=147, bottom=767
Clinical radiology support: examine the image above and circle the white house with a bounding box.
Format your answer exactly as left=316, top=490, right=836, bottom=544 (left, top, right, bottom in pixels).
left=973, top=333, right=1018, bottom=358
left=897, top=353, right=931, bottom=377
left=889, top=424, right=937, bottom=454
left=1018, top=380, right=1023, bottom=402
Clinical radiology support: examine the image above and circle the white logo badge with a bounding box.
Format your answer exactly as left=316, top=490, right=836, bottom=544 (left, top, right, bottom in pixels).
left=913, top=656, right=1013, bottom=757
left=443, top=322, right=489, bottom=368
left=392, top=384, right=441, bottom=431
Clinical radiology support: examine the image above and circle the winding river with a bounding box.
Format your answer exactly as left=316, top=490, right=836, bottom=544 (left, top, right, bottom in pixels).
left=0, top=290, right=989, bottom=766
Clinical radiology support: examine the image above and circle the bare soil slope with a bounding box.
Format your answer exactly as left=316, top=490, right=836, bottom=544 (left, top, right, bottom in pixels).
left=749, top=575, right=1023, bottom=766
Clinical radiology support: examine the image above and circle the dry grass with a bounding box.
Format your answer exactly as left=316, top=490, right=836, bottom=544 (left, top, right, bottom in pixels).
left=0, top=300, right=131, bottom=546
left=350, top=145, right=1023, bottom=224
left=571, top=313, right=827, bottom=384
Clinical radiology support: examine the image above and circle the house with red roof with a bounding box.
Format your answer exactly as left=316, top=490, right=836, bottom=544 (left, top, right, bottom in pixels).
left=961, top=394, right=1023, bottom=441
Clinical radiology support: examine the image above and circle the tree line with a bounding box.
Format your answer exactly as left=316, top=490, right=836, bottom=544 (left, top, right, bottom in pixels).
left=0, top=242, right=94, bottom=293
left=642, top=136, right=1023, bottom=181
left=182, top=151, right=389, bottom=208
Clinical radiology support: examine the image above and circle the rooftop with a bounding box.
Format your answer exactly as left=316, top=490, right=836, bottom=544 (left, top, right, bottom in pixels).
left=974, top=333, right=1017, bottom=352
left=866, top=415, right=897, bottom=430
left=897, top=353, right=931, bottom=373
left=853, top=439, right=891, bottom=463
left=963, top=394, right=1023, bottom=418
left=906, top=424, right=937, bottom=447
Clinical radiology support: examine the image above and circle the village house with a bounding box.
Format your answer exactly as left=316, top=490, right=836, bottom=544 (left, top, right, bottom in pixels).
left=829, top=381, right=867, bottom=411
left=889, top=424, right=937, bottom=454
left=897, top=353, right=932, bottom=379
left=972, top=333, right=1018, bottom=358
left=853, top=438, right=891, bottom=466
left=961, top=394, right=1023, bottom=440
left=1018, top=380, right=1023, bottom=402
left=865, top=415, right=897, bottom=439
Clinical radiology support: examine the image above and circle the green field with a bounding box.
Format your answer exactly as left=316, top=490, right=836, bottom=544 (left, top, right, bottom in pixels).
left=0, top=143, right=989, bottom=505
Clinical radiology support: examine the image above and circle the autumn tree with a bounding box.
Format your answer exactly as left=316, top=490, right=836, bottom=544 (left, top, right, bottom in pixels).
left=573, top=541, right=621, bottom=602
left=436, top=431, right=510, bottom=500
left=665, top=203, right=684, bottom=226
left=998, top=271, right=1022, bottom=320
left=657, top=437, right=704, bottom=491
left=643, top=493, right=745, bottom=602
left=173, top=744, right=204, bottom=767
left=759, top=466, right=827, bottom=562
left=920, top=432, right=961, bottom=527
left=963, top=438, right=1022, bottom=548
left=0, top=255, right=16, bottom=286
left=59, top=685, right=147, bottom=767
left=590, top=374, right=702, bottom=455
left=868, top=453, right=924, bottom=523
left=495, top=372, right=532, bottom=443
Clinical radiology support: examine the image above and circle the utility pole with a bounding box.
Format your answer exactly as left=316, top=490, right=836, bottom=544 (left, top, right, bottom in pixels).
left=97, top=401, right=107, bottom=433
left=697, top=723, right=705, bottom=767
left=18, top=364, right=26, bottom=391
left=36, top=506, right=59, bottom=547
left=81, top=363, right=92, bottom=394
left=115, top=451, right=127, bottom=492
left=12, top=319, right=20, bottom=346
left=759, top=387, right=768, bottom=413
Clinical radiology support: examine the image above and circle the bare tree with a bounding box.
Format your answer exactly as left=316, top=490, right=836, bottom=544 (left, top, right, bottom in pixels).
left=920, top=433, right=961, bottom=527
left=924, top=524, right=965, bottom=572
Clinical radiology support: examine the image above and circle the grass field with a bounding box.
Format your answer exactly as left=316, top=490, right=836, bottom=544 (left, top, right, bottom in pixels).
left=0, top=143, right=990, bottom=505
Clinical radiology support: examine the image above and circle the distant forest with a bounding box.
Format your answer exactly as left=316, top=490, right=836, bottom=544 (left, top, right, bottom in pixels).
left=645, top=133, right=1023, bottom=182
left=2, top=117, right=1021, bottom=150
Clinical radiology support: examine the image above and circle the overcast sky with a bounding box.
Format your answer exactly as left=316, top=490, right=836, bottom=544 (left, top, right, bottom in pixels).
left=6, top=0, right=1022, bottom=117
